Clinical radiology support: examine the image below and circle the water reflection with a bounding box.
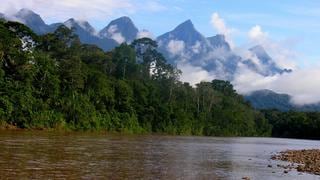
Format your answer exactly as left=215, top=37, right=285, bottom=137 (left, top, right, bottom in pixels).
left=0, top=131, right=320, bottom=179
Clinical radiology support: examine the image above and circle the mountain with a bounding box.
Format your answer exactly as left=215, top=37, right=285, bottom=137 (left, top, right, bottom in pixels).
left=243, top=45, right=292, bottom=76
left=207, top=34, right=231, bottom=51
left=64, top=18, right=96, bottom=36
left=63, top=18, right=117, bottom=51
left=13, top=8, right=50, bottom=34
left=157, top=20, right=244, bottom=80
left=48, top=22, right=63, bottom=32
left=158, top=20, right=208, bottom=47
left=99, top=16, right=139, bottom=43
left=5, top=9, right=125, bottom=51
left=0, top=13, right=4, bottom=19
left=156, top=19, right=292, bottom=80
left=206, top=34, right=241, bottom=78
left=245, top=89, right=320, bottom=112
left=245, top=89, right=294, bottom=111
left=8, top=9, right=59, bottom=34
left=157, top=20, right=212, bottom=66
left=250, top=45, right=273, bottom=64
left=5, top=9, right=121, bottom=51
left=5, top=9, right=292, bottom=80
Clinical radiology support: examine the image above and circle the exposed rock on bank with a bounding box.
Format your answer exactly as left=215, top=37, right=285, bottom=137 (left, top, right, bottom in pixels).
left=272, top=149, right=320, bottom=175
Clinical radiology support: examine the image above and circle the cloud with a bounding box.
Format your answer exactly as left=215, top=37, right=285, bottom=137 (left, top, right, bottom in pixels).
left=136, top=30, right=154, bottom=39
left=0, top=0, right=170, bottom=24
left=191, top=41, right=201, bottom=54
left=0, top=0, right=135, bottom=24
left=232, top=63, right=279, bottom=94
left=178, top=62, right=216, bottom=86
left=232, top=63, right=320, bottom=105
left=107, top=25, right=125, bottom=44
left=210, top=12, right=235, bottom=48
left=211, top=13, right=229, bottom=35
left=248, top=25, right=297, bottom=70
left=167, top=40, right=185, bottom=55
left=248, top=25, right=268, bottom=43
left=143, top=1, right=167, bottom=12
left=271, top=67, right=320, bottom=105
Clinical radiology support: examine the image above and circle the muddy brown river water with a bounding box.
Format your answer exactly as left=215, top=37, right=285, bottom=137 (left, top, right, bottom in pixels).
left=0, top=131, right=320, bottom=179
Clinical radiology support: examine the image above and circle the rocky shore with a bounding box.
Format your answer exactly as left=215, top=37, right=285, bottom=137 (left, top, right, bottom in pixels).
left=271, top=149, right=320, bottom=175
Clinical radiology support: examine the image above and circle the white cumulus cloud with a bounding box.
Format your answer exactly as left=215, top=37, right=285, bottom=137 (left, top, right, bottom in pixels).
left=178, top=62, right=216, bottom=86
left=210, top=12, right=235, bottom=48
left=136, top=30, right=154, bottom=39
left=248, top=25, right=268, bottom=43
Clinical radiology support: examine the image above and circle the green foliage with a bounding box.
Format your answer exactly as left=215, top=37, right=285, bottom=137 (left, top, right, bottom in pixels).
left=263, top=110, right=320, bottom=139
left=0, top=21, right=272, bottom=137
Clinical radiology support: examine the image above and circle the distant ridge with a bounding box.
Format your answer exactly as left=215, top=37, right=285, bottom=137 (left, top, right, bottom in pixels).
left=245, top=89, right=320, bottom=111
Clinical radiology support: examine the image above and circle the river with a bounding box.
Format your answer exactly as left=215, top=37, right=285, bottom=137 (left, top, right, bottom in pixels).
left=0, top=131, right=319, bottom=179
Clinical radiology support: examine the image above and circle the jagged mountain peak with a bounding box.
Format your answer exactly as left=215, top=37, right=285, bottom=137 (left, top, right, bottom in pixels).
left=157, top=19, right=206, bottom=47
left=111, top=16, right=134, bottom=24
left=62, top=18, right=117, bottom=51
left=15, top=8, right=44, bottom=24
left=249, top=45, right=271, bottom=60
left=99, top=16, right=138, bottom=43
left=207, top=34, right=231, bottom=51
left=170, top=19, right=201, bottom=37
left=64, top=18, right=76, bottom=26
left=13, top=8, right=48, bottom=34
left=64, top=18, right=95, bottom=34
left=244, top=45, right=291, bottom=76
left=16, top=8, right=37, bottom=16
left=175, top=19, right=194, bottom=30
left=104, top=16, right=137, bottom=31
left=15, top=8, right=43, bottom=21
left=157, top=19, right=237, bottom=78
left=210, top=34, right=226, bottom=41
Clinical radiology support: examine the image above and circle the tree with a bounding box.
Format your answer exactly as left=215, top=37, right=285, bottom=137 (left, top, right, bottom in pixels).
left=113, top=43, right=137, bottom=79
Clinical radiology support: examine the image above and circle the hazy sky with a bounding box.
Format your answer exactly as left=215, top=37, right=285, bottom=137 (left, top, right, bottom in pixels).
left=2, top=0, right=320, bottom=104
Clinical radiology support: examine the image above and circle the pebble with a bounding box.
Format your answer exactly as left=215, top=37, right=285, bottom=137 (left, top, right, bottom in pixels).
left=271, top=149, right=320, bottom=176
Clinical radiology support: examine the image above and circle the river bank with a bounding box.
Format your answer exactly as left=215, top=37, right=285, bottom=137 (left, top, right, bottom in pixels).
left=0, top=122, right=21, bottom=130
left=272, top=149, right=320, bottom=175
